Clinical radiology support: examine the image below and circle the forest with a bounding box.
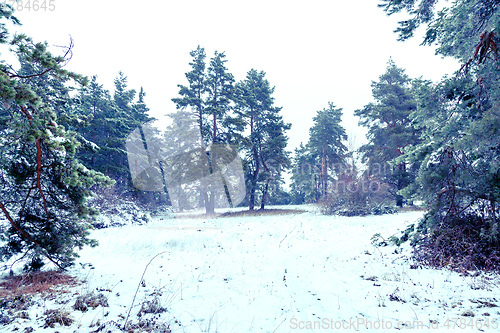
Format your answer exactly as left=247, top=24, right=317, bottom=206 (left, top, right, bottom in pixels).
left=0, top=0, right=500, bottom=276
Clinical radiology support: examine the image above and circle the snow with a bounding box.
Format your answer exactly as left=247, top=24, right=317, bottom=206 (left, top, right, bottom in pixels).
left=2, top=207, right=500, bottom=332
left=52, top=136, right=67, bottom=143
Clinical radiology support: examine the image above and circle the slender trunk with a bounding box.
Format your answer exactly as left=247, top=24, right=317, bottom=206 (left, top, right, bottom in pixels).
left=208, top=112, right=219, bottom=214
left=322, top=145, right=327, bottom=198
left=249, top=145, right=260, bottom=211
left=396, top=162, right=406, bottom=207
left=213, top=113, right=217, bottom=143
left=396, top=195, right=403, bottom=207
left=208, top=192, right=215, bottom=214
left=212, top=87, right=218, bottom=143
left=197, top=88, right=203, bottom=144
left=260, top=178, right=270, bottom=210
left=492, top=199, right=497, bottom=239
left=493, top=200, right=497, bottom=225
left=259, top=146, right=272, bottom=210
left=249, top=187, right=256, bottom=211
left=195, top=87, right=213, bottom=215
left=248, top=111, right=258, bottom=210
left=222, top=177, right=233, bottom=208
left=139, top=125, right=155, bottom=204
left=204, top=86, right=219, bottom=214
left=158, top=161, right=171, bottom=205
left=205, top=152, right=215, bottom=214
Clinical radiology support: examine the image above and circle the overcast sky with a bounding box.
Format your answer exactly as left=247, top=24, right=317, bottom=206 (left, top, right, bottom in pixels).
left=15, top=0, right=459, bottom=152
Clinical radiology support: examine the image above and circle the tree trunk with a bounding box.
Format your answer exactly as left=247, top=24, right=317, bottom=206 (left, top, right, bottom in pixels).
left=249, top=145, right=260, bottom=211
left=202, top=191, right=212, bottom=214
left=249, top=186, right=256, bottom=211
left=213, top=113, right=217, bottom=142
left=322, top=145, right=327, bottom=198
left=260, top=178, right=270, bottom=210
left=396, top=194, right=403, bottom=207
left=249, top=172, right=258, bottom=211
left=491, top=199, right=497, bottom=239
left=207, top=192, right=215, bottom=214
left=158, top=161, right=171, bottom=205
left=396, top=162, right=406, bottom=207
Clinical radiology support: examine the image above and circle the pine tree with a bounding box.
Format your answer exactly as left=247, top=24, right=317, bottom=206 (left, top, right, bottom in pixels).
left=172, top=45, right=208, bottom=143
left=205, top=51, right=235, bottom=144
left=307, top=102, right=348, bottom=200
left=380, top=0, right=500, bottom=269
left=379, top=0, right=499, bottom=49
left=171, top=47, right=245, bottom=213
left=171, top=46, right=212, bottom=211
left=204, top=51, right=239, bottom=211
left=290, top=143, right=318, bottom=204
left=76, top=76, right=115, bottom=173
left=77, top=73, right=153, bottom=191
left=0, top=7, right=111, bottom=270
left=355, top=60, right=419, bottom=207
left=237, top=69, right=290, bottom=210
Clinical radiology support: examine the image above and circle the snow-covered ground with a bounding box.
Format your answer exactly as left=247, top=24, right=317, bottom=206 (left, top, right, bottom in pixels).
left=2, top=206, right=500, bottom=332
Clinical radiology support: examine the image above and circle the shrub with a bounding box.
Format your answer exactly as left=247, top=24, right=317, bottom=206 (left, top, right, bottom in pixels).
left=321, top=171, right=395, bottom=216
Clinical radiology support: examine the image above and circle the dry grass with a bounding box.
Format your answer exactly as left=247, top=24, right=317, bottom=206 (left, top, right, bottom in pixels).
left=172, top=208, right=307, bottom=219
left=43, top=308, right=74, bottom=328
left=218, top=208, right=307, bottom=218
left=0, top=270, right=79, bottom=298
left=397, top=205, right=427, bottom=212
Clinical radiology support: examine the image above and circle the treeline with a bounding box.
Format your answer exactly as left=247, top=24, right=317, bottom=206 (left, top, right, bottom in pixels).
left=122, top=46, right=292, bottom=213
left=2, top=0, right=500, bottom=272
left=377, top=0, right=500, bottom=271
left=0, top=1, right=291, bottom=269
left=289, top=60, right=419, bottom=216
left=288, top=0, right=500, bottom=271
left=168, top=46, right=290, bottom=213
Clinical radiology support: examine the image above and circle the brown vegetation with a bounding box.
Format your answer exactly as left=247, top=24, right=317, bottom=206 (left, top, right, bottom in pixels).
left=219, top=208, right=307, bottom=218
left=0, top=270, right=79, bottom=299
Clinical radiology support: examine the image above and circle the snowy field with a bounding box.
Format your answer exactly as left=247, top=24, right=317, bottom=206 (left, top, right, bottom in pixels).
left=2, top=206, right=500, bottom=332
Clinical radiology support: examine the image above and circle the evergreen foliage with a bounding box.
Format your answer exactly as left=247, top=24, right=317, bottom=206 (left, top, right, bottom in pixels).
left=236, top=69, right=291, bottom=210
left=290, top=103, right=347, bottom=204
left=290, top=143, right=318, bottom=204
left=308, top=103, right=348, bottom=198
left=0, top=7, right=111, bottom=270
left=380, top=0, right=500, bottom=270
left=76, top=74, right=154, bottom=191
left=355, top=60, right=420, bottom=207
left=172, top=48, right=289, bottom=212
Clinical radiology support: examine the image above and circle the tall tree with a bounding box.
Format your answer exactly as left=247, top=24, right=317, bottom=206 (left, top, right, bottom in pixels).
left=171, top=46, right=213, bottom=212
left=237, top=69, right=290, bottom=210
left=378, top=0, right=499, bottom=51
left=0, top=7, right=111, bottom=270
left=290, top=143, right=319, bottom=204
left=355, top=60, right=419, bottom=207
left=172, top=47, right=243, bottom=213
left=77, top=73, right=153, bottom=190
left=76, top=76, right=115, bottom=173
left=172, top=45, right=208, bottom=143
left=307, top=102, right=348, bottom=199
left=204, top=51, right=239, bottom=211
left=380, top=0, right=500, bottom=269
left=205, top=51, right=235, bottom=144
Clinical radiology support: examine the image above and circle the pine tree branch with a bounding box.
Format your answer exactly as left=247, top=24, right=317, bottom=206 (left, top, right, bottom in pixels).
left=36, top=138, right=50, bottom=224
left=0, top=202, right=38, bottom=244
left=6, top=67, right=53, bottom=79
left=0, top=201, right=65, bottom=270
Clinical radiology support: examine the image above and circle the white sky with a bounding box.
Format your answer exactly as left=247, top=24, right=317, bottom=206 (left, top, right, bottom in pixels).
left=14, top=0, right=459, bottom=152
